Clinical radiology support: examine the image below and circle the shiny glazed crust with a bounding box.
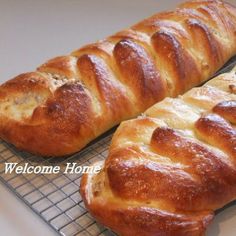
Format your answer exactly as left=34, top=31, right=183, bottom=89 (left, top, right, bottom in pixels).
left=80, top=67, right=236, bottom=236
left=1, top=0, right=236, bottom=156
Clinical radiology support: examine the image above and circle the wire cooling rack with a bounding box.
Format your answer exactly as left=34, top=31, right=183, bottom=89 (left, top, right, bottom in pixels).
left=0, top=131, right=116, bottom=236
left=0, top=56, right=236, bottom=236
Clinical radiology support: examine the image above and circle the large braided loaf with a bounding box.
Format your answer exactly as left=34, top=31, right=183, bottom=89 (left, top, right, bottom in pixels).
left=81, top=66, right=236, bottom=236
left=0, top=0, right=236, bottom=156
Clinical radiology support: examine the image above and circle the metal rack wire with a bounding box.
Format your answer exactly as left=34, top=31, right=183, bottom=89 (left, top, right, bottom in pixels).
left=0, top=132, right=116, bottom=236
left=0, top=56, right=236, bottom=236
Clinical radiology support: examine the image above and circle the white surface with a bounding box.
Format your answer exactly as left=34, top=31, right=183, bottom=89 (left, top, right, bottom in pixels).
left=0, top=183, right=57, bottom=236
left=0, top=0, right=236, bottom=235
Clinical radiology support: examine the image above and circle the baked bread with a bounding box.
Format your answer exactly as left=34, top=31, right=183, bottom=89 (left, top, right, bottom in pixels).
left=80, top=66, right=236, bottom=236
left=1, top=0, right=236, bottom=156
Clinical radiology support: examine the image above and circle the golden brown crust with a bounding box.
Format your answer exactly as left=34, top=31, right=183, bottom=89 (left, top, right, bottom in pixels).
left=80, top=173, right=213, bottom=236
left=1, top=0, right=236, bottom=156
left=80, top=67, right=236, bottom=235
left=195, top=113, right=236, bottom=157
left=113, top=39, right=167, bottom=109
left=0, top=82, right=96, bottom=155
left=213, top=100, right=236, bottom=123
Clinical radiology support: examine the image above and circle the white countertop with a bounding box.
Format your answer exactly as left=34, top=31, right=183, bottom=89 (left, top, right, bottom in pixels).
left=0, top=183, right=57, bottom=236
left=0, top=0, right=236, bottom=235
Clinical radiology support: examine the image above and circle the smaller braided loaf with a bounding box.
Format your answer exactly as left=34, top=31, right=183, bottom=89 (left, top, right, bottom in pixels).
left=81, top=66, right=236, bottom=236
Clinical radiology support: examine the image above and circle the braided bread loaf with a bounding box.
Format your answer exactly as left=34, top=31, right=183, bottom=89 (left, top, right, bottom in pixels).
left=80, top=66, right=236, bottom=236
left=1, top=0, right=236, bottom=156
